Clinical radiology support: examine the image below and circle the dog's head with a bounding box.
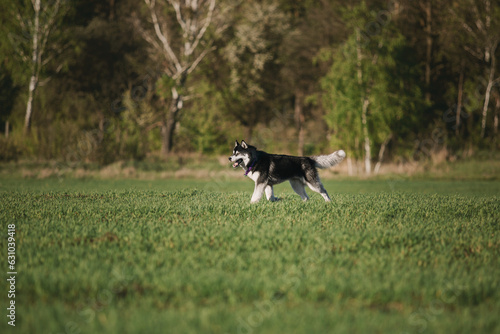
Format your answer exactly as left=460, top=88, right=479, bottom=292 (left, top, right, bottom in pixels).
left=228, top=140, right=255, bottom=168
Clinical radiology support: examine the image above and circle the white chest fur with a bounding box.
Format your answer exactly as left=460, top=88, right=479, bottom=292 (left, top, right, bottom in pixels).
left=245, top=170, right=260, bottom=182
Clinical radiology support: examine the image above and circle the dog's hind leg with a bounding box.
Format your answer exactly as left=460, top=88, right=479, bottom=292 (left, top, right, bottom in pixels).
left=289, top=179, right=310, bottom=201
left=265, top=185, right=278, bottom=202
left=305, top=178, right=331, bottom=202
left=250, top=183, right=266, bottom=203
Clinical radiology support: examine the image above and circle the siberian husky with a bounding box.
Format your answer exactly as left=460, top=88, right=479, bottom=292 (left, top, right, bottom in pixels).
left=229, top=140, right=346, bottom=203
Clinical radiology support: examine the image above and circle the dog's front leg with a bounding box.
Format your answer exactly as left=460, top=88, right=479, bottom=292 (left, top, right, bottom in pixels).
left=265, top=185, right=278, bottom=202
left=250, top=183, right=266, bottom=203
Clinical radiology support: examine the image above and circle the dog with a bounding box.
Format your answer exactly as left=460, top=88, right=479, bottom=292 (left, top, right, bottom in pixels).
left=229, top=140, right=345, bottom=203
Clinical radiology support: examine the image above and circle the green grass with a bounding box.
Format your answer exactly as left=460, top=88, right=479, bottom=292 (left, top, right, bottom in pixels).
left=1, top=177, right=499, bottom=333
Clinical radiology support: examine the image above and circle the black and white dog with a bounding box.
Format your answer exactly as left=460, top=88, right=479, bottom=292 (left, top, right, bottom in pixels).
left=229, top=140, right=345, bottom=203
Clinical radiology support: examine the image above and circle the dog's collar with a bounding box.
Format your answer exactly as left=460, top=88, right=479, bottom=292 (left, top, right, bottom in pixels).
left=244, top=159, right=257, bottom=176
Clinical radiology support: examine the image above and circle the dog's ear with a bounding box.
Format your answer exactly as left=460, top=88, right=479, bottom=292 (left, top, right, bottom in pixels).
left=241, top=140, right=248, bottom=149
left=234, top=140, right=239, bottom=148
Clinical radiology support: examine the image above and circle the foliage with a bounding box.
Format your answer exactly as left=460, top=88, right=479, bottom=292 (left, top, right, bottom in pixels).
left=0, top=137, right=23, bottom=161
left=321, top=2, right=425, bottom=160
left=0, top=0, right=499, bottom=163
left=179, top=79, right=242, bottom=154
left=221, top=0, right=290, bottom=133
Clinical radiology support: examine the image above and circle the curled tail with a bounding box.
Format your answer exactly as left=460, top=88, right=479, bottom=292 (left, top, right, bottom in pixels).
left=311, top=150, right=346, bottom=169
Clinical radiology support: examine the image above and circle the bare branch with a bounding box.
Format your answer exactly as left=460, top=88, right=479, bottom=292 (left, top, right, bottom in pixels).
left=186, top=45, right=215, bottom=75
left=132, top=14, right=161, bottom=51
left=7, top=33, right=29, bottom=62
left=38, top=77, right=51, bottom=87
left=169, top=0, right=187, bottom=33
left=39, top=0, right=63, bottom=65
left=485, top=0, right=491, bottom=30
left=469, top=0, right=487, bottom=34
left=188, top=0, right=215, bottom=56
left=41, top=41, right=71, bottom=67
left=15, top=11, right=28, bottom=32
left=131, top=13, right=175, bottom=76
left=144, top=0, right=182, bottom=73
left=463, top=45, right=484, bottom=60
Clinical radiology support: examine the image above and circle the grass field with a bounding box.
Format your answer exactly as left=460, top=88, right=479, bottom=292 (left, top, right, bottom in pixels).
left=1, top=176, right=499, bottom=333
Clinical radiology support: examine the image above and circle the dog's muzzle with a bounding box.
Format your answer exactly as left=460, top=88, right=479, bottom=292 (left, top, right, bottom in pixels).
left=229, top=156, right=243, bottom=168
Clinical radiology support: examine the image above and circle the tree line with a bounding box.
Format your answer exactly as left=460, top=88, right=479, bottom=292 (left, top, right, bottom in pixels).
left=1, top=0, right=499, bottom=173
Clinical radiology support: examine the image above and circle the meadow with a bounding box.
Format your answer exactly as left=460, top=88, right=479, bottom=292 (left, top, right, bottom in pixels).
left=1, top=176, right=499, bottom=333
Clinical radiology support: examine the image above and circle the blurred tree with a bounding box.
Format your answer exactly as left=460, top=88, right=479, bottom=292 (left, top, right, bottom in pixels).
left=0, top=0, right=499, bottom=163
left=26, top=0, right=153, bottom=161
left=449, top=0, right=500, bottom=139
left=0, top=5, right=20, bottom=134
left=395, top=0, right=448, bottom=137
left=65, top=0, right=151, bottom=155
left=221, top=0, right=289, bottom=141
left=0, top=63, right=19, bottom=137
left=322, top=2, right=424, bottom=174
left=134, top=0, right=222, bottom=156
left=434, top=0, right=472, bottom=144
left=280, top=0, right=347, bottom=155
left=4, top=0, right=69, bottom=134
left=422, top=0, right=433, bottom=104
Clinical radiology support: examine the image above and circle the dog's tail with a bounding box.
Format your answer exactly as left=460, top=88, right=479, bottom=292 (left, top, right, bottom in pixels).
left=311, top=150, right=346, bottom=169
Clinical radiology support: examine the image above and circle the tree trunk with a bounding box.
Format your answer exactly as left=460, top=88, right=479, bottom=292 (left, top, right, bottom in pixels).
left=161, top=87, right=182, bottom=156
left=424, top=0, right=432, bottom=103
left=356, top=29, right=363, bottom=85
left=456, top=59, right=465, bottom=136
left=165, top=111, right=177, bottom=155
left=98, top=114, right=105, bottom=143
left=294, top=90, right=305, bottom=156
left=24, top=75, right=38, bottom=133
left=109, top=0, right=115, bottom=20
left=141, top=0, right=216, bottom=157
left=160, top=120, right=170, bottom=156
left=24, top=0, right=41, bottom=135
left=494, top=95, right=499, bottom=135
left=374, top=134, right=392, bottom=175
left=361, top=97, right=371, bottom=175
left=346, top=156, right=353, bottom=176
left=161, top=108, right=178, bottom=156
left=480, top=42, right=497, bottom=138
left=356, top=29, right=372, bottom=175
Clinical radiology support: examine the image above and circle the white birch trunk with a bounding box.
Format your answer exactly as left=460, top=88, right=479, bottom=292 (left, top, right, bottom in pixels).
left=24, top=0, right=41, bottom=134
left=356, top=29, right=372, bottom=175
left=374, top=134, right=392, bottom=175
left=347, top=156, right=353, bottom=176
left=294, top=90, right=305, bottom=156
left=361, top=98, right=371, bottom=175
left=481, top=42, right=497, bottom=138
left=24, top=75, right=38, bottom=132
